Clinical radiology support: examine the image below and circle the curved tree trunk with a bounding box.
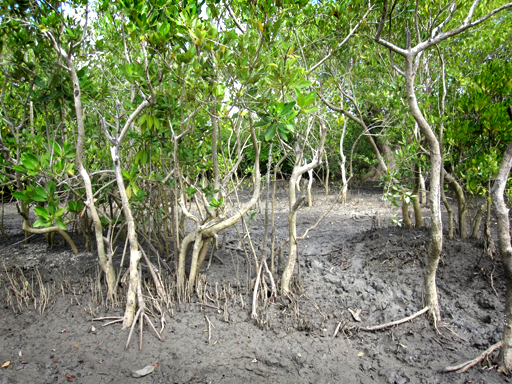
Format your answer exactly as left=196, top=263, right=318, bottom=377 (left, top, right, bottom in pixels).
left=491, top=136, right=512, bottom=374
left=281, top=117, right=327, bottom=295
left=45, top=33, right=117, bottom=302
left=404, top=56, right=443, bottom=322
left=444, top=171, right=467, bottom=238
left=373, top=0, right=512, bottom=324
left=176, top=115, right=261, bottom=295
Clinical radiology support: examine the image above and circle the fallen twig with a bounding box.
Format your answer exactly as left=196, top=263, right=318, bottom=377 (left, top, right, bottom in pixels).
left=445, top=341, right=502, bottom=373
left=332, top=321, right=348, bottom=339
left=359, top=306, right=429, bottom=332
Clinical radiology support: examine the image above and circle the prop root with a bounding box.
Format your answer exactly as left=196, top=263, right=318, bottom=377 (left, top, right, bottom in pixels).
left=445, top=341, right=502, bottom=373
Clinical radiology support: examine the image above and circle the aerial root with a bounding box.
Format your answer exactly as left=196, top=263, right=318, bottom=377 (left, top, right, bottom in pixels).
left=358, top=306, right=429, bottom=332
left=445, top=341, right=502, bottom=373
left=125, top=306, right=163, bottom=350
left=92, top=310, right=163, bottom=350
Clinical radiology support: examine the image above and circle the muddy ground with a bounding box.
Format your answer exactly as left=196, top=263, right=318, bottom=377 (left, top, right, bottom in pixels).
left=0, top=185, right=510, bottom=384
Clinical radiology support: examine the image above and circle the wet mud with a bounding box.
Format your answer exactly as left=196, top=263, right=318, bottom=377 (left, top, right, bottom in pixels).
left=0, top=187, right=509, bottom=383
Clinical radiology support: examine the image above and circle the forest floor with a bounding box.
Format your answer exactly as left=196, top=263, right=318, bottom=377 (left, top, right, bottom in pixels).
left=0, top=184, right=510, bottom=384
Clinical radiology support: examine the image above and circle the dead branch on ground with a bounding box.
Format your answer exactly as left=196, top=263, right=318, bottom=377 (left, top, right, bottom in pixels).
left=359, top=306, right=429, bottom=332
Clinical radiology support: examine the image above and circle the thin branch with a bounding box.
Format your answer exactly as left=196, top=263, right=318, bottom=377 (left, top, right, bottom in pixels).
left=226, top=2, right=245, bottom=34
left=308, top=6, right=374, bottom=75
left=374, top=0, right=388, bottom=42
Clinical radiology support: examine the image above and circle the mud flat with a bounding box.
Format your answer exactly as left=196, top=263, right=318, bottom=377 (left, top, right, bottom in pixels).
left=0, top=188, right=508, bottom=383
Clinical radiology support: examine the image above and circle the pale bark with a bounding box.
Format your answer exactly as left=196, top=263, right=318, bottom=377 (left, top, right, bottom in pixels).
left=441, top=171, right=455, bottom=240
left=470, top=204, right=486, bottom=239
left=176, top=115, right=261, bottom=294
left=100, top=41, right=154, bottom=327
left=491, top=137, right=512, bottom=374
left=112, top=146, right=142, bottom=329
left=372, top=0, right=512, bottom=321
left=444, top=172, right=467, bottom=238
left=306, top=169, right=313, bottom=207
left=45, top=32, right=116, bottom=301
left=402, top=200, right=413, bottom=229
left=412, top=165, right=424, bottom=228
left=339, top=115, right=349, bottom=203
left=403, top=56, right=443, bottom=322
left=281, top=117, right=327, bottom=295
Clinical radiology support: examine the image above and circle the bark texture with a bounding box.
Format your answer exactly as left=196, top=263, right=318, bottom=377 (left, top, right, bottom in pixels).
left=493, top=124, right=512, bottom=373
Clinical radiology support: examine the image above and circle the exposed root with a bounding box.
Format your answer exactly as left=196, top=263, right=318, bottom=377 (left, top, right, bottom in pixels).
left=359, top=306, right=429, bottom=332
left=3, top=265, right=52, bottom=315
left=445, top=341, right=502, bottom=373
left=251, top=260, right=276, bottom=320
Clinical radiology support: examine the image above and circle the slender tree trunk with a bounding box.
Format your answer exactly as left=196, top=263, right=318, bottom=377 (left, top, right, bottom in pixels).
left=59, top=44, right=116, bottom=302
left=402, top=199, right=413, bottom=229
left=412, top=164, right=424, bottom=228
left=419, top=171, right=427, bottom=204
left=491, top=137, right=512, bottom=374
left=281, top=118, right=327, bottom=295
left=441, top=171, right=454, bottom=240
left=306, top=169, right=313, bottom=207
left=324, top=153, right=330, bottom=196
left=111, top=147, right=143, bottom=329
left=444, top=172, right=467, bottom=238
left=281, top=173, right=301, bottom=295
left=471, top=204, right=486, bottom=239
left=404, top=56, right=443, bottom=322
left=339, top=116, right=349, bottom=203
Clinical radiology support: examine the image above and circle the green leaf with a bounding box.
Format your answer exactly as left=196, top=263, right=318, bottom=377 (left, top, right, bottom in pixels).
left=31, top=194, right=47, bottom=202
left=34, top=186, right=48, bottom=201
left=35, top=206, right=49, bottom=219
left=278, top=101, right=296, bottom=117
left=295, top=80, right=313, bottom=89
left=55, top=208, right=65, bottom=217
left=47, top=201, right=56, bottom=215
left=12, top=165, right=28, bottom=174
left=55, top=216, right=67, bottom=230
left=277, top=124, right=288, bottom=141
left=47, top=181, right=56, bottom=197
left=21, top=153, right=39, bottom=171
left=302, top=91, right=317, bottom=108
left=255, top=117, right=271, bottom=127
left=33, top=218, right=52, bottom=228
left=295, top=89, right=306, bottom=108
left=303, top=106, right=319, bottom=114
left=265, top=124, right=277, bottom=141
left=12, top=191, right=29, bottom=200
